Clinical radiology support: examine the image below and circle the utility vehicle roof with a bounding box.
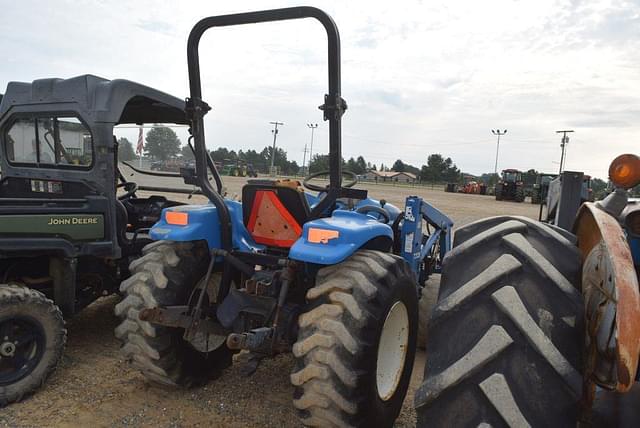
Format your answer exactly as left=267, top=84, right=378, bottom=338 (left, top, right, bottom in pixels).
left=0, top=74, right=187, bottom=125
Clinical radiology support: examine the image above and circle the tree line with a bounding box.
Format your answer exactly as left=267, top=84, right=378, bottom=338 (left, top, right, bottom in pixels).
left=117, top=126, right=619, bottom=195
left=117, top=126, right=463, bottom=182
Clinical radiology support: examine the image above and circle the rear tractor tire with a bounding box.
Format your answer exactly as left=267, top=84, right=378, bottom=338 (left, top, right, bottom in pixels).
left=415, top=216, right=584, bottom=427
left=115, top=240, right=232, bottom=387
left=291, top=250, right=419, bottom=427
left=0, top=284, right=66, bottom=406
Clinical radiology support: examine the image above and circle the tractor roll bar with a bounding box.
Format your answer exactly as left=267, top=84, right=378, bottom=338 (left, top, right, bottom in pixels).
left=186, top=6, right=346, bottom=249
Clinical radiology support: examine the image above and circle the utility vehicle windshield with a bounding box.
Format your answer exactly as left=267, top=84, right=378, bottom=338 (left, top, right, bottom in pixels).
left=5, top=116, right=92, bottom=167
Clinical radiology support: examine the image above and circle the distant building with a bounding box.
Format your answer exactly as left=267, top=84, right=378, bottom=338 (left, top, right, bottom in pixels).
left=362, top=170, right=417, bottom=183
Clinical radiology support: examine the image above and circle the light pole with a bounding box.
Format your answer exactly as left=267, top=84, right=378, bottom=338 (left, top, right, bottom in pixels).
left=556, top=130, right=574, bottom=174
left=491, top=129, right=507, bottom=177
left=302, top=144, right=308, bottom=174
left=307, top=123, right=318, bottom=173
left=269, top=121, right=284, bottom=176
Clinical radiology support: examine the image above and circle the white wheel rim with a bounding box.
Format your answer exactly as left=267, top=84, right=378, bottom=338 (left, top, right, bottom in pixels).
left=376, top=301, right=409, bottom=401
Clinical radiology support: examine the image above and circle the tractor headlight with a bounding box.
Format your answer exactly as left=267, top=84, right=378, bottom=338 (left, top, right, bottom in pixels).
left=609, top=154, right=640, bottom=189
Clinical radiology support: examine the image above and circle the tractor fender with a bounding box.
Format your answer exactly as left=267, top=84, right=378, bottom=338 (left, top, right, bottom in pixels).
left=149, top=201, right=263, bottom=252
left=574, top=202, right=640, bottom=392
left=289, top=210, right=393, bottom=265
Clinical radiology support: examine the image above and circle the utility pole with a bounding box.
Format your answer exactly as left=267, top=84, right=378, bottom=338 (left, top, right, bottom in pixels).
left=307, top=123, right=318, bottom=169
left=302, top=144, right=309, bottom=175
left=269, top=121, right=284, bottom=176
left=491, top=129, right=507, bottom=176
left=556, top=130, right=574, bottom=174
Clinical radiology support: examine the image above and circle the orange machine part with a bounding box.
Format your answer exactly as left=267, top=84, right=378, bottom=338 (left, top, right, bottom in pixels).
left=246, top=190, right=302, bottom=247
left=308, top=228, right=340, bottom=244
left=166, top=211, right=188, bottom=226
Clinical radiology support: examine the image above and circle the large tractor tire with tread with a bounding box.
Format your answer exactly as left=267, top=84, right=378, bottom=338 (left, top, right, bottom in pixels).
left=115, top=240, right=232, bottom=387
left=515, top=186, right=525, bottom=202
left=417, top=275, right=440, bottom=350
left=291, top=250, right=418, bottom=427
left=531, top=190, right=541, bottom=204
left=415, top=216, right=584, bottom=427
left=0, top=284, right=66, bottom=406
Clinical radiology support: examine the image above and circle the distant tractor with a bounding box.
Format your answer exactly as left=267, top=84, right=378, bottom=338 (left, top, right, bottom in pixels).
left=583, top=174, right=594, bottom=202
left=444, top=183, right=457, bottom=193
left=495, top=168, right=525, bottom=202
left=459, top=177, right=487, bottom=195
left=540, top=171, right=599, bottom=228
left=531, top=172, right=558, bottom=204
left=220, top=159, right=258, bottom=177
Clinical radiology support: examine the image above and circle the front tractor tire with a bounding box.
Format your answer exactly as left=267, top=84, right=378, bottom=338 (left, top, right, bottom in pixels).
left=415, top=216, right=584, bottom=427
left=291, top=250, right=418, bottom=427
left=0, top=284, right=66, bottom=406
left=115, top=241, right=232, bottom=387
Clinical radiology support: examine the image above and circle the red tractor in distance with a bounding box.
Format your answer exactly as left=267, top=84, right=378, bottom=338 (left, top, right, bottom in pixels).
left=495, top=168, right=525, bottom=202
left=459, top=176, right=487, bottom=195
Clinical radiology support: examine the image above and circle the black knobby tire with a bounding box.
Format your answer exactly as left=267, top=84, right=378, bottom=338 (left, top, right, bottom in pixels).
left=531, top=190, right=541, bottom=205
left=515, top=187, right=525, bottom=202
left=417, top=275, right=440, bottom=350
left=0, top=284, right=66, bottom=406
left=415, top=216, right=584, bottom=427
left=115, top=240, right=232, bottom=387
left=291, top=250, right=419, bottom=427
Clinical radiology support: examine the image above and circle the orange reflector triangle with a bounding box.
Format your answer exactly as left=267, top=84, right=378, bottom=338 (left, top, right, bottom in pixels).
left=246, top=190, right=302, bottom=247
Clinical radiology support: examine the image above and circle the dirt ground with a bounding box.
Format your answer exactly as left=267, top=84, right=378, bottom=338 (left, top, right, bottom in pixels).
left=1, top=175, right=540, bottom=427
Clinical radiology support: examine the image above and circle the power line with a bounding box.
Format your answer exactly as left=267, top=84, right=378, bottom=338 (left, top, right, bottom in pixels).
left=269, top=121, right=284, bottom=176
left=307, top=123, right=318, bottom=166
left=491, top=129, right=507, bottom=176
left=556, top=130, right=574, bottom=174
left=302, top=144, right=309, bottom=174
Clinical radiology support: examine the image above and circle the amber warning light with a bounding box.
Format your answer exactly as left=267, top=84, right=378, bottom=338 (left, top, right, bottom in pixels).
left=609, top=154, right=640, bottom=189
left=166, top=211, right=189, bottom=226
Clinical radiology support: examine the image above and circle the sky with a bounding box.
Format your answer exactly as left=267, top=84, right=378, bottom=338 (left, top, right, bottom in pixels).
left=1, top=0, right=639, bottom=179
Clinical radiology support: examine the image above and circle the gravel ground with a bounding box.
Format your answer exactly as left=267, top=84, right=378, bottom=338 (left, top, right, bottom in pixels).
left=1, top=173, right=540, bottom=427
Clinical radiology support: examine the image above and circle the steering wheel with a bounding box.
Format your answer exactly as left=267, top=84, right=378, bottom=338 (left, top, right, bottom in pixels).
left=356, top=205, right=390, bottom=223
left=117, top=181, right=138, bottom=200
left=303, top=170, right=358, bottom=192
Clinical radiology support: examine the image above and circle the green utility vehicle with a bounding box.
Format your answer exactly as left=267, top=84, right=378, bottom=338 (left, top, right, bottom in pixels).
left=0, top=75, right=201, bottom=405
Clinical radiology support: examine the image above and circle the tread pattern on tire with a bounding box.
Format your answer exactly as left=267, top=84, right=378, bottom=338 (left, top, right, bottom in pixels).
left=417, top=275, right=440, bottom=350
left=291, top=250, right=417, bottom=427
left=114, top=240, right=210, bottom=386
left=415, top=217, right=584, bottom=427
left=0, top=284, right=66, bottom=406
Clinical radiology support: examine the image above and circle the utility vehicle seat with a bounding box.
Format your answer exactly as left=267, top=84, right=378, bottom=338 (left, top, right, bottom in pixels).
left=242, top=180, right=310, bottom=248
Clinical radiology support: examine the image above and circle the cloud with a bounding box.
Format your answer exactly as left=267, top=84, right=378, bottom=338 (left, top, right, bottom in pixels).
left=136, top=19, right=174, bottom=36
left=0, top=0, right=639, bottom=179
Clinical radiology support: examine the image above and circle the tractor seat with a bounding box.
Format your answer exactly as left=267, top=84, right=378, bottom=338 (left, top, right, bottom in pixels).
left=242, top=180, right=310, bottom=248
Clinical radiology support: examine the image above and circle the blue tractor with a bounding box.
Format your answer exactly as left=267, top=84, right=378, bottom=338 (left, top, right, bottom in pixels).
left=115, top=7, right=452, bottom=427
